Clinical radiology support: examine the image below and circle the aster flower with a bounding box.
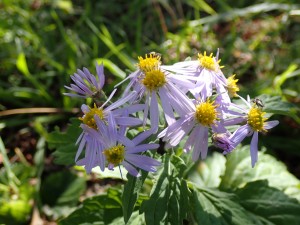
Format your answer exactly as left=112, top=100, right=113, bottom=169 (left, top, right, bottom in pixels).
left=64, top=63, right=105, bottom=99
left=228, top=95, right=279, bottom=167
left=76, top=113, right=161, bottom=177
left=116, top=53, right=196, bottom=133
left=75, top=90, right=144, bottom=164
left=161, top=50, right=230, bottom=102
left=159, top=97, right=224, bottom=161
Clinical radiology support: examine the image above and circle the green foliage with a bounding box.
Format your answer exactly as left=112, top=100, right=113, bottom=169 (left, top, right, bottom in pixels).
left=59, top=188, right=123, bottom=225
left=122, top=171, right=148, bottom=223
left=192, top=180, right=300, bottom=225
left=40, top=170, right=86, bottom=207
left=140, top=155, right=190, bottom=225
left=46, top=118, right=82, bottom=165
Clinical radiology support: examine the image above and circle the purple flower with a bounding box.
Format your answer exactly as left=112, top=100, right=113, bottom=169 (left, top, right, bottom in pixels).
left=115, top=53, right=196, bottom=133
left=76, top=113, right=161, bottom=177
left=159, top=97, right=224, bottom=161
left=64, top=63, right=105, bottom=98
left=228, top=95, right=279, bottom=167
left=162, top=50, right=230, bottom=103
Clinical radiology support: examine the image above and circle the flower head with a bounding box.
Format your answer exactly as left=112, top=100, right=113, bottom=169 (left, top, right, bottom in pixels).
left=159, top=97, right=224, bottom=161
left=226, top=75, right=239, bottom=98
left=116, top=52, right=195, bottom=133
left=64, top=63, right=105, bottom=98
left=76, top=113, right=161, bottom=177
left=229, top=96, right=279, bottom=167
left=198, top=51, right=222, bottom=71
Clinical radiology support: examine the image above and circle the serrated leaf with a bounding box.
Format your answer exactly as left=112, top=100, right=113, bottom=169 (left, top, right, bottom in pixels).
left=140, top=155, right=189, bottom=225
left=220, top=145, right=300, bottom=201
left=40, top=170, right=86, bottom=207
left=236, top=180, right=300, bottom=225
left=122, top=171, right=148, bottom=224
left=59, top=188, right=123, bottom=225
left=192, top=185, right=252, bottom=225
left=188, top=152, right=226, bottom=188
left=46, top=118, right=82, bottom=165
left=192, top=180, right=300, bottom=225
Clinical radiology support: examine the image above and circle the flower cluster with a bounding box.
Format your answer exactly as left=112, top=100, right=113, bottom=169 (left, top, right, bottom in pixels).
left=64, top=51, right=278, bottom=177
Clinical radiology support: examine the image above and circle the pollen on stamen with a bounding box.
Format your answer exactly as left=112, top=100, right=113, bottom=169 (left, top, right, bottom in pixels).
left=195, top=100, right=218, bottom=127
left=103, top=144, right=125, bottom=166
left=79, top=104, right=104, bottom=129
left=227, top=74, right=239, bottom=97
left=247, top=107, right=267, bottom=132
left=138, top=53, right=161, bottom=73
left=198, top=51, right=223, bottom=71
left=142, top=69, right=166, bottom=91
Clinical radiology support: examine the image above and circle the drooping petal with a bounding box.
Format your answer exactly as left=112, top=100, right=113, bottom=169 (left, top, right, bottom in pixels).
left=200, top=128, right=209, bottom=159
left=122, top=161, right=140, bottom=177
left=150, top=91, right=159, bottom=133
left=250, top=131, right=259, bottom=167
left=159, top=87, right=175, bottom=125
left=183, top=126, right=199, bottom=153
left=192, top=126, right=205, bottom=161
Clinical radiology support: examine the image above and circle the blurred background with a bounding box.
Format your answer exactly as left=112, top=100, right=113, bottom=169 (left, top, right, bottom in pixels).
left=0, top=0, right=300, bottom=224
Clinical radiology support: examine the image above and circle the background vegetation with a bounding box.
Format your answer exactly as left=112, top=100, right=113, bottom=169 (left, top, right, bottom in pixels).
left=0, top=0, right=300, bottom=224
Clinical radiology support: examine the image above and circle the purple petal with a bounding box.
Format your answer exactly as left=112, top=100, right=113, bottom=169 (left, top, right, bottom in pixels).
left=96, top=62, right=105, bottom=89
left=264, top=120, right=279, bottom=130
left=150, top=91, right=159, bottom=133
left=201, top=128, right=209, bottom=159
left=122, top=161, right=140, bottom=177
left=159, top=87, right=175, bottom=125
left=125, top=154, right=161, bottom=172
left=127, top=143, right=159, bottom=154
left=192, top=126, right=205, bottom=161
left=250, top=132, right=259, bottom=167
left=81, top=104, right=90, bottom=114
left=230, top=125, right=251, bottom=147
left=132, top=130, right=153, bottom=145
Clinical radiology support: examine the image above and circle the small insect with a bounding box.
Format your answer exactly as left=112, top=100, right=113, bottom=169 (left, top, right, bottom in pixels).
left=147, top=51, right=161, bottom=58
left=252, top=98, right=264, bottom=108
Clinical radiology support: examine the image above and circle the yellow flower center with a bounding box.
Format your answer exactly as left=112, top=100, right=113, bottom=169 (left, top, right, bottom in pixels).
left=79, top=104, right=104, bottom=129
left=138, top=53, right=161, bottom=73
left=247, top=107, right=267, bottom=132
left=103, top=144, right=125, bottom=166
left=142, top=69, right=166, bottom=91
left=227, top=75, right=239, bottom=97
left=198, top=51, right=221, bottom=71
left=195, top=100, right=218, bottom=127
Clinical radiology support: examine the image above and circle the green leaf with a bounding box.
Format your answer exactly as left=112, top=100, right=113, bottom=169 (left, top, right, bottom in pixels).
left=59, top=188, right=123, bottom=225
left=220, top=145, right=300, bottom=201
left=192, top=185, right=252, bottom=225
left=140, top=155, right=190, bottom=225
left=40, top=170, right=86, bottom=207
left=236, top=180, right=300, bottom=225
left=257, top=94, right=300, bottom=123
left=192, top=180, right=300, bottom=225
left=46, top=118, right=82, bottom=165
left=188, top=152, right=226, bottom=188
left=122, top=171, right=148, bottom=224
